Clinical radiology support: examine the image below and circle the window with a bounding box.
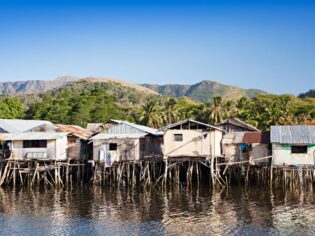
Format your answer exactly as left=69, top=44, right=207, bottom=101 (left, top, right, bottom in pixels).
left=173, top=134, right=183, bottom=142
left=23, top=140, right=47, bottom=148
left=109, top=143, right=117, bottom=151
left=291, top=145, right=307, bottom=154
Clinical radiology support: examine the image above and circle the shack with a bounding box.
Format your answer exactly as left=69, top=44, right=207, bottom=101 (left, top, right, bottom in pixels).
left=217, top=118, right=260, bottom=133
left=0, top=132, right=68, bottom=160
left=162, top=119, right=224, bottom=160
left=89, top=120, right=163, bottom=165
left=56, top=125, right=92, bottom=160
left=271, top=125, right=315, bottom=166
left=222, top=132, right=270, bottom=165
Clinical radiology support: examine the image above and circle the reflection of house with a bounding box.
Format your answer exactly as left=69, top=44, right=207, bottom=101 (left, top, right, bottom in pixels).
left=271, top=126, right=315, bottom=166
left=222, top=132, right=270, bottom=165
left=217, top=118, right=259, bottom=133
left=56, top=125, right=92, bottom=160
left=161, top=120, right=224, bottom=160
left=89, top=120, right=163, bottom=164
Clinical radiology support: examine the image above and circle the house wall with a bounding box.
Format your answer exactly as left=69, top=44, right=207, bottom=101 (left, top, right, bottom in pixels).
left=93, top=138, right=141, bottom=162
left=55, top=136, right=68, bottom=160
left=218, top=124, right=250, bottom=132
left=163, top=129, right=221, bottom=158
left=211, top=130, right=223, bottom=157
left=249, top=144, right=269, bottom=165
left=223, top=144, right=239, bottom=162
left=11, top=137, right=67, bottom=160
left=272, top=143, right=315, bottom=166
left=144, top=136, right=163, bottom=157
left=67, top=135, right=82, bottom=160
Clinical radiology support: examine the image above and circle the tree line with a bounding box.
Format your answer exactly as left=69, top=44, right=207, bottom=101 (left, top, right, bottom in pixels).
left=0, top=85, right=314, bottom=130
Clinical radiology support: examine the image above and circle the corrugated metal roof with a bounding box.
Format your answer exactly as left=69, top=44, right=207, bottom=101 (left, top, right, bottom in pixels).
left=222, top=132, right=270, bottom=144
left=56, top=124, right=92, bottom=140
left=87, top=120, right=163, bottom=136
left=90, top=133, right=147, bottom=140
left=2, top=132, right=69, bottom=141
left=0, top=119, right=54, bottom=133
left=242, top=132, right=270, bottom=144
left=271, top=126, right=315, bottom=144
left=109, top=120, right=163, bottom=136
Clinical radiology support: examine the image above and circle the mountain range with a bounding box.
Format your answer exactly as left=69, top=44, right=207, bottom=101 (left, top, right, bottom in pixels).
left=0, top=76, right=271, bottom=102
left=141, top=81, right=268, bottom=102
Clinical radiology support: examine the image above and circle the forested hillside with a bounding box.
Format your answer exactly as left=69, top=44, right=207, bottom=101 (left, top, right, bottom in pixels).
left=0, top=80, right=314, bottom=130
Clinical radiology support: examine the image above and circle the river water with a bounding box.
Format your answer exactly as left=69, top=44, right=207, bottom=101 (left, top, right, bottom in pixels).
left=0, top=185, right=314, bottom=235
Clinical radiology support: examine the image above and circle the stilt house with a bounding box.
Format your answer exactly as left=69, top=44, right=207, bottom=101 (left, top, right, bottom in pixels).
left=271, top=126, right=315, bottom=166
left=89, top=120, right=163, bottom=165
left=0, top=119, right=69, bottom=160
left=56, top=125, right=92, bottom=160
left=222, top=132, right=271, bottom=165
left=161, top=120, right=224, bottom=160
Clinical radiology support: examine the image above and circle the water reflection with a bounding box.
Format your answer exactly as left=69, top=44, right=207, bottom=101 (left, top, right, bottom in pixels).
left=0, top=185, right=314, bottom=235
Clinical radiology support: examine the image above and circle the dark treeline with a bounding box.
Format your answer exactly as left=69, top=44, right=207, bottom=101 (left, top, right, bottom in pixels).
left=0, top=82, right=314, bottom=130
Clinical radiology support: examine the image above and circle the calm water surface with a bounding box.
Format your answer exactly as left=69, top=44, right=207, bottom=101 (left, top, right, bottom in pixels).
left=0, top=185, right=314, bottom=235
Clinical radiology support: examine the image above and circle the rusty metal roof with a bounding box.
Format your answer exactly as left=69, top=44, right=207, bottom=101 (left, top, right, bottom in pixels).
left=242, top=132, right=270, bottom=144
left=222, top=132, right=270, bottom=144
left=56, top=124, right=92, bottom=140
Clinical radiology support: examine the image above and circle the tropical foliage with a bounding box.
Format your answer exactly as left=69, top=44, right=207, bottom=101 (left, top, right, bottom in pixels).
left=0, top=81, right=313, bottom=131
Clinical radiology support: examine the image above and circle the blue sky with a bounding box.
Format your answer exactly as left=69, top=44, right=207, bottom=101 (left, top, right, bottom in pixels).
left=0, top=0, right=314, bottom=94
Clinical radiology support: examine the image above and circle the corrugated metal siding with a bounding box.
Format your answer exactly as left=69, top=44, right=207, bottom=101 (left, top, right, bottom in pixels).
left=107, top=123, right=146, bottom=135
left=271, top=126, right=315, bottom=144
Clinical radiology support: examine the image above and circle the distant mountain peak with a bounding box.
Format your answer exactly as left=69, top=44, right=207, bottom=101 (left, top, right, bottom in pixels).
left=0, top=76, right=158, bottom=95
left=141, top=80, right=269, bottom=102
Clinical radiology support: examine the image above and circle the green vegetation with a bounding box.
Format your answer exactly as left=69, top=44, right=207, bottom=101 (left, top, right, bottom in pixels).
left=135, top=94, right=315, bottom=131
left=0, top=81, right=313, bottom=130
left=0, top=96, right=25, bottom=119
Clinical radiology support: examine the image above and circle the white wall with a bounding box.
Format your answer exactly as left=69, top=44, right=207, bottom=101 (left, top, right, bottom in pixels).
left=55, top=136, right=68, bottom=160
left=163, top=129, right=223, bottom=159
left=211, top=130, right=223, bottom=158
left=272, top=143, right=315, bottom=166
left=11, top=138, right=67, bottom=160
left=223, top=144, right=239, bottom=162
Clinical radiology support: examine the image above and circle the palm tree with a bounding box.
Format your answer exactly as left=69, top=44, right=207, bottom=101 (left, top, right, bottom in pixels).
left=139, top=100, right=164, bottom=128
left=223, top=99, right=235, bottom=118
left=204, top=96, right=225, bottom=125
left=162, top=97, right=180, bottom=124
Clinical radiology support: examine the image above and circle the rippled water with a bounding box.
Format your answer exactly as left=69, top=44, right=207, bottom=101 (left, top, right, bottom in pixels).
left=0, top=185, right=315, bottom=235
